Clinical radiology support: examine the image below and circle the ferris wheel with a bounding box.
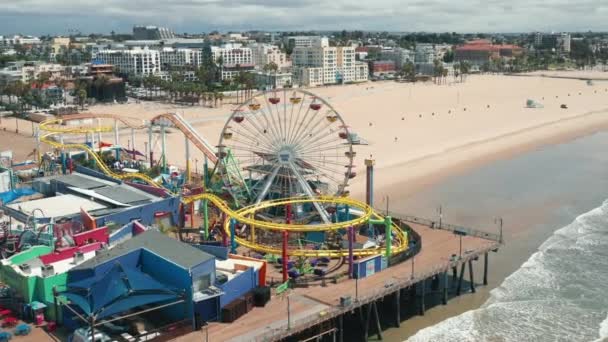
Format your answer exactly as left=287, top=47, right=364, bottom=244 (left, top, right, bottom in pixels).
left=218, top=89, right=356, bottom=222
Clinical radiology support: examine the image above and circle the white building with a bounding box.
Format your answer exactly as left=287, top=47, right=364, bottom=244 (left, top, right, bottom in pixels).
left=249, top=43, right=289, bottom=70
left=557, top=33, right=571, bottom=53
left=292, top=38, right=366, bottom=86
left=0, top=62, right=65, bottom=85
left=254, top=71, right=292, bottom=89
left=355, top=62, right=369, bottom=82
left=0, top=35, right=41, bottom=49
left=93, top=47, right=161, bottom=76
left=210, top=45, right=254, bottom=80
left=380, top=48, right=415, bottom=69
left=284, top=36, right=328, bottom=49
left=414, top=44, right=437, bottom=64
left=159, top=47, right=203, bottom=69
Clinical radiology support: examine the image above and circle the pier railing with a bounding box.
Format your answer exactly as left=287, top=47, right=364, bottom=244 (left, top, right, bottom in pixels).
left=380, top=209, right=502, bottom=243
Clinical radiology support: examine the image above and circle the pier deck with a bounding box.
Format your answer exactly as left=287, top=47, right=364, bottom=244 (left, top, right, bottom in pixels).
left=177, top=219, right=501, bottom=342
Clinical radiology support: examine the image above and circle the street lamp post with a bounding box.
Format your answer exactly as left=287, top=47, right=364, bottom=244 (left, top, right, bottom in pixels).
left=411, top=255, right=415, bottom=280
left=195, top=158, right=199, bottom=175
left=287, top=294, right=291, bottom=330
left=438, top=205, right=443, bottom=228
left=453, top=229, right=467, bottom=259
left=495, top=217, right=503, bottom=243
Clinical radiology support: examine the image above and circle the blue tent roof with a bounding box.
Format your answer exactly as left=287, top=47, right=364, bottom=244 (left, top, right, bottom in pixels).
left=63, top=262, right=182, bottom=320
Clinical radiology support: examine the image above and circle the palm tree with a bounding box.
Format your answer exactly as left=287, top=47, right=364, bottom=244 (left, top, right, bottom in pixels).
left=433, top=59, right=443, bottom=84
left=262, top=62, right=279, bottom=90
left=35, top=71, right=51, bottom=89
left=403, top=61, right=416, bottom=82
left=459, top=61, right=470, bottom=82
left=217, top=92, right=224, bottom=107
left=213, top=91, right=219, bottom=108
left=56, top=78, right=68, bottom=105
left=77, top=88, right=87, bottom=110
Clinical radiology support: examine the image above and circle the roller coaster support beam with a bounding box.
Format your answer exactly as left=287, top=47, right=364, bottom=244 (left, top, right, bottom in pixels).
left=61, top=152, right=66, bottom=175
left=185, top=135, right=191, bottom=183
left=35, top=126, right=41, bottom=163
left=221, top=212, right=228, bottom=247
left=114, top=120, right=120, bottom=160
left=148, top=124, right=153, bottom=163
left=131, top=128, right=136, bottom=160
left=161, top=125, right=167, bottom=174
left=202, top=199, right=209, bottom=240
left=365, top=159, right=375, bottom=237
left=348, top=226, right=354, bottom=278
left=369, top=215, right=392, bottom=257
left=96, top=118, right=102, bottom=146
left=229, top=218, right=237, bottom=254
left=203, top=155, right=209, bottom=187
left=283, top=204, right=292, bottom=283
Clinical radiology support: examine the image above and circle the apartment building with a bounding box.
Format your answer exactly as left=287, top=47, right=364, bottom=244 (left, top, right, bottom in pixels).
left=284, top=36, right=328, bottom=49
left=249, top=43, right=289, bottom=70
left=93, top=47, right=161, bottom=76
left=210, top=44, right=254, bottom=80
left=0, top=35, right=41, bottom=50
left=0, top=62, right=65, bottom=85
left=159, top=47, right=203, bottom=69
left=380, top=48, right=415, bottom=68
left=292, top=38, right=366, bottom=86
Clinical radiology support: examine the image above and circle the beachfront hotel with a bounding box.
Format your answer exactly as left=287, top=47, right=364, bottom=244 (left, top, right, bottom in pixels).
left=249, top=43, right=290, bottom=70
left=93, top=47, right=161, bottom=76
left=158, top=47, right=204, bottom=69
left=210, top=44, right=254, bottom=80
left=292, top=37, right=367, bottom=86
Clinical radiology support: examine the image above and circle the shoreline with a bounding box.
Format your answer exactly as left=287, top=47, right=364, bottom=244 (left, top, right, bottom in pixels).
left=360, top=106, right=608, bottom=201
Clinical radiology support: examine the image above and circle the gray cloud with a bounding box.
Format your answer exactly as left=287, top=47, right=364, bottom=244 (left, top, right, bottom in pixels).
left=0, top=0, right=605, bottom=35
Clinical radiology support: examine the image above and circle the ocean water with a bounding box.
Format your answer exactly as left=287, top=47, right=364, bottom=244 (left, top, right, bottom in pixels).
left=408, top=200, right=608, bottom=342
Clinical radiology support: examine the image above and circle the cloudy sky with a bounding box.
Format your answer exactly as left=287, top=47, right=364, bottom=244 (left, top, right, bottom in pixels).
left=1, top=0, right=606, bottom=35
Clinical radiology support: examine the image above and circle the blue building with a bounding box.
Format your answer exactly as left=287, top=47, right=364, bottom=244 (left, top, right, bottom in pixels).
left=4, top=171, right=181, bottom=228
left=62, top=230, right=221, bottom=333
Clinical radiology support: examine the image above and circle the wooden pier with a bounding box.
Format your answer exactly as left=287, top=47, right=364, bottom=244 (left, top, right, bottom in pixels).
left=177, top=214, right=501, bottom=342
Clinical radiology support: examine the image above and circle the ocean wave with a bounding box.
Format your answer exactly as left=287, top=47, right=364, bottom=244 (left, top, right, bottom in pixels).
left=408, top=200, right=608, bottom=342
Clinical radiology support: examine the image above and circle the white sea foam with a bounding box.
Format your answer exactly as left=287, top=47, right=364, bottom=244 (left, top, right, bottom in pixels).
left=408, top=200, right=608, bottom=342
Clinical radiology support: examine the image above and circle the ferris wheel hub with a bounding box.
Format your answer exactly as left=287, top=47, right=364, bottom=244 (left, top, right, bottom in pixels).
left=277, top=146, right=296, bottom=164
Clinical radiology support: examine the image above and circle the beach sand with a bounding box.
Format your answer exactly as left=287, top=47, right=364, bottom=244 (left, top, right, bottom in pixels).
left=4, top=73, right=608, bottom=188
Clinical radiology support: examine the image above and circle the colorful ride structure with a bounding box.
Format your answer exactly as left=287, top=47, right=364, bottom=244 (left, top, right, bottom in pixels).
left=36, top=90, right=411, bottom=280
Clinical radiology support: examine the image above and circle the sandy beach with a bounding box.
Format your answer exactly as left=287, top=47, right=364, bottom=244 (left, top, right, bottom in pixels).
left=3, top=72, right=608, bottom=197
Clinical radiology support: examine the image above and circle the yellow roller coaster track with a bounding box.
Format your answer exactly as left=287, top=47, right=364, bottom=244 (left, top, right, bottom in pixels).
left=39, top=117, right=161, bottom=187
left=39, top=114, right=409, bottom=258
left=183, top=193, right=408, bottom=257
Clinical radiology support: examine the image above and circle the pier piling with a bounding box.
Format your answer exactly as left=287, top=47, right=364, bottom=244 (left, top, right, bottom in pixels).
left=338, top=315, right=343, bottom=342
left=442, top=271, right=448, bottom=305
left=468, top=259, right=476, bottom=293
left=457, top=263, right=466, bottom=295
left=420, top=279, right=426, bottom=315
left=372, top=302, right=383, bottom=340
left=483, top=252, right=489, bottom=285
left=394, top=290, right=401, bottom=327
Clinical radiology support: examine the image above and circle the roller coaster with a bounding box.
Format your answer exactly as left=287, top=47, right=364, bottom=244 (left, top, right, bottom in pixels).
left=37, top=89, right=409, bottom=259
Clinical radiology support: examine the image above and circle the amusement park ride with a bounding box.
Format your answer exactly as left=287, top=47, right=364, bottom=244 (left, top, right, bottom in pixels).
left=20, top=89, right=409, bottom=281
